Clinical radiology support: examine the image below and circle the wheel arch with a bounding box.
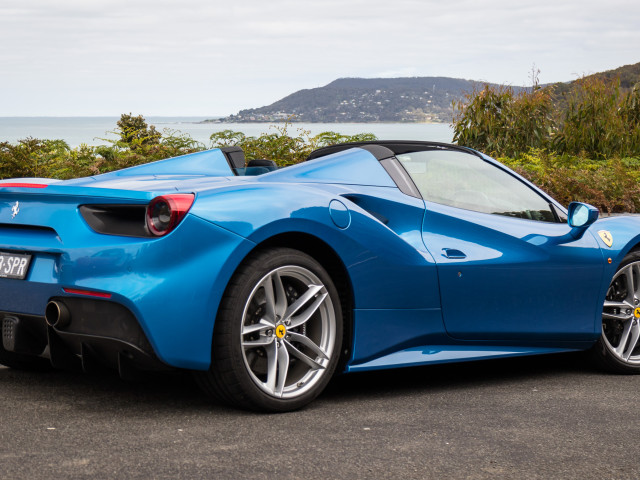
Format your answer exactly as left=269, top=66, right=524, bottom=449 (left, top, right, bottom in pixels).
left=627, top=241, right=640, bottom=255
left=247, top=232, right=355, bottom=371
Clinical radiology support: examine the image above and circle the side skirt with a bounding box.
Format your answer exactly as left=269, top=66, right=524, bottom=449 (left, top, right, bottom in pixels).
left=346, top=345, right=588, bottom=373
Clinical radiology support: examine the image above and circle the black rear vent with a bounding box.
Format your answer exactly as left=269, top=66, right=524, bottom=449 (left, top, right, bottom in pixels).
left=0, top=224, right=57, bottom=234
left=80, top=205, right=148, bottom=237
left=0, top=224, right=60, bottom=243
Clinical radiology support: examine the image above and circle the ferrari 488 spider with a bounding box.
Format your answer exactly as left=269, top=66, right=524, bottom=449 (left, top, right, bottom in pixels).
left=1, top=141, right=639, bottom=411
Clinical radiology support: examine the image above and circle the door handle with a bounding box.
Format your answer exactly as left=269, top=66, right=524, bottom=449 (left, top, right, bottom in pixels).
left=442, top=248, right=466, bottom=259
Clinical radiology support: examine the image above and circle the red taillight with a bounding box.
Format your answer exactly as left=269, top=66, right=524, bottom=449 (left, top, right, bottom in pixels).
left=146, top=194, right=195, bottom=236
left=0, top=183, right=48, bottom=188
left=63, top=288, right=112, bottom=299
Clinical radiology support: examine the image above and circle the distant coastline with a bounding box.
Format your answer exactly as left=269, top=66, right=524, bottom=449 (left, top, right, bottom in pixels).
left=0, top=117, right=454, bottom=146
left=209, top=76, right=519, bottom=124
left=198, top=119, right=446, bottom=125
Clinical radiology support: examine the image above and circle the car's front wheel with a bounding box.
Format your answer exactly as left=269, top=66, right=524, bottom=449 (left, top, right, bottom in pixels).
left=593, top=250, right=640, bottom=373
left=195, top=248, right=343, bottom=412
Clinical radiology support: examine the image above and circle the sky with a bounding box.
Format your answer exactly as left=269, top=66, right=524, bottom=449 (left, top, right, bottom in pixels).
left=1, top=0, right=639, bottom=117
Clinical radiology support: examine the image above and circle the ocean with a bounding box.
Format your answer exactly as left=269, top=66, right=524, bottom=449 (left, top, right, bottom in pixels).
left=0, top=117, right=454, bottom=147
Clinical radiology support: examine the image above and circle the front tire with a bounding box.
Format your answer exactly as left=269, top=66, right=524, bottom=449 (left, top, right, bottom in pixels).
left=195, top=248, right=343, bottom=412
left=592, top=250, right=640, bottom=373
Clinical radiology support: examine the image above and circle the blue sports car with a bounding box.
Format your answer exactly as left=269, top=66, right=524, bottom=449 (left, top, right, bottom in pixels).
left=1, top=141, right=639, bottom=411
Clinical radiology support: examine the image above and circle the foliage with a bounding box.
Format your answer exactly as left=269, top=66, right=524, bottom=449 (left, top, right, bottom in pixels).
left=0, top=138, right=71, bottom=179
left=500, top=150, right=640, bottom=214
left=1, top=116, right=376, bottom=180
left=113, top=113, right=161, bottom=150
left=552, top=78, right=640, bottom=158
left=452, top=76, right=640, bottom=159
left=452, top=74, right=640, bottom=213
left=5, top=111, right=640, bottom=213
left=209, top=122, right=376, bottom=166
left=452, top=85, right=553, bottom=157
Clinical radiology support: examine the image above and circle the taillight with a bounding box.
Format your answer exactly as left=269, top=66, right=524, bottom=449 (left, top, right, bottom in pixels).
left=0, top=183, right=48, bottom=188
left=146, top=194, right=195, bottom=236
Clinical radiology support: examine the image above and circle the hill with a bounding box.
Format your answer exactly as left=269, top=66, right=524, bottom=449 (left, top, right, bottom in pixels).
left=547, top=61, right=640, bottom=100
left=208, top=62, right=640, bottom=124
left=211, top=77, right=515, bottom=124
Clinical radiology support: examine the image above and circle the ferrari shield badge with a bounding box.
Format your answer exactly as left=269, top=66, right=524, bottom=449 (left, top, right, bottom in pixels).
left=598, top=230, right=613, bottom=247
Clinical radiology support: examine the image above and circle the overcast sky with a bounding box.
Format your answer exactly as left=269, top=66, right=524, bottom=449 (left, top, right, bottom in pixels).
left=1, top=0, right=638, bottom=116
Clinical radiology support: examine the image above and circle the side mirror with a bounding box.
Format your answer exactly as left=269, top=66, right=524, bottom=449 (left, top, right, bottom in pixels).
left=567, top=202, right=599, bottom=237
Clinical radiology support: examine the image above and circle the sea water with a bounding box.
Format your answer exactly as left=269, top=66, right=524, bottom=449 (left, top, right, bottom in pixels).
left=0, top=117, right=454, bottom=147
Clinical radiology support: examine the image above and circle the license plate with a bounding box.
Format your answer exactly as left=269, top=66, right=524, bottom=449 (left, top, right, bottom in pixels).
left=0, top=252, right=32, bottom=280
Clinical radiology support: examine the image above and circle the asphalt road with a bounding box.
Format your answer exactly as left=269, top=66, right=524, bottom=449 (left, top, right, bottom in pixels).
left=1, top=352, right=639, bottom=480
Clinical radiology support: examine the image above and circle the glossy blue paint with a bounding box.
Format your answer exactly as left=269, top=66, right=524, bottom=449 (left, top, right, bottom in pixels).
left=190, top=182, right=439, bottom=312
left=2, top=145, right=640, bottom=378
left=55, top=215, right=254, bottom=369
left=422, top=201, right=605, bottom=341
left=568, top=202, right=599, bottom=228
left=260, top=147, right=397, bottom=187
left=349, top=308, right=447, bottom=366
left=91, top=148, right=234, bottom=177
left=348, top=345, right=583, bottom=372
left=328, top=199, right=351, bottom=229
left=585, top=215, right=640, bottom=305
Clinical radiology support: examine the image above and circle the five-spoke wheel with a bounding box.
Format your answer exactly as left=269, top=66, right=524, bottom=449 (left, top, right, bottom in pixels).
left=195, top=248, right=343, bottom=411
left=240, top=265, right=336, bottom=399
left=594, top=251, right=640, bottom=372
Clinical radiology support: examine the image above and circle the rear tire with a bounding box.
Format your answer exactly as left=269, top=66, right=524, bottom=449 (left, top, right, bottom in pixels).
left=195, top=248, right=343, bottom=412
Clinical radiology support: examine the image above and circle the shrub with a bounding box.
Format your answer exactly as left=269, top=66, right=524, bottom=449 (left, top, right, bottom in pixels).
left=452, top=85, right=553, bottom=157
left=453, top=76, right=640, bottom=159
left=0, top=138, right=71, bottom=179
left=1, top=116, right=377, bottom=179
left=500, top=150, right=640, bottom=214
left=552, top=77, right=633, bottom=158
left=114, top=113, right=161, bottom=150
left=209, top=122, right=376, bottom=166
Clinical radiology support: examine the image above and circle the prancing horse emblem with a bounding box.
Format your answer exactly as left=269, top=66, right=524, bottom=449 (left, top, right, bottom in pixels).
left=598, top=230, right=613, bottom=247
left=11, top=201, right=20, bottom=219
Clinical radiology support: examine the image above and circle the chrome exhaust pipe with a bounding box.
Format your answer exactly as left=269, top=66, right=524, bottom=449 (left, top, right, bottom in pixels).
left=45, top=301, right=71, bottom=328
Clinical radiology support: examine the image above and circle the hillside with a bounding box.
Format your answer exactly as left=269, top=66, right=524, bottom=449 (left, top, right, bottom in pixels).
left=208, top=62, right=640, bottom=124
left=211, top=77, right=512, bottom=123
left=547, top=61, right=640, bottom=100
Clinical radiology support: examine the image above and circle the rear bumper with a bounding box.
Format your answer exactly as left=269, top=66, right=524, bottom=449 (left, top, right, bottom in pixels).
left=0, top=214, right=255, bottom=370
left=1, top=297, right=168, bottom=375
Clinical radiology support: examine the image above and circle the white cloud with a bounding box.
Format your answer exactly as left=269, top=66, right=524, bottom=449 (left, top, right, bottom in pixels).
left=0, top=0, right=638, bottom=115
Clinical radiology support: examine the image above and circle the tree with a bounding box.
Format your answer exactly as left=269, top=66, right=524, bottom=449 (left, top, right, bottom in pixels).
left=115, top=113, right=161, bottom=149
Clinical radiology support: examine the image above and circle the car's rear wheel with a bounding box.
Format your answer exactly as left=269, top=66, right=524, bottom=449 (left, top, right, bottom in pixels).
left=593, top=251, right=640, bottom=373
left=195, top=248, right=343, bottom=412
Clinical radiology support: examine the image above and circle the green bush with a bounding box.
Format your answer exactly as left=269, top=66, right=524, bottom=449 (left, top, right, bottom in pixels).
left=453, top=76, right=640, bottom=159
left=552, top=78, right=640, bottom=158
left=1, top=114, right=377, bottom=179
left=452, top=85, right=553, bottom=157
left=209, top=123, right=376, bottom=166
left=500, top=150, right=640, bottom=214
left=114, top=113, right=161, bottom=150
left=0, top=138, right=71, bottom=179
left=452, top=74, right=640, bottom=213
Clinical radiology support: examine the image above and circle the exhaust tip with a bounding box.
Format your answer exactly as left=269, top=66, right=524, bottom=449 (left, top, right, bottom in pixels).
left=45, top=301, right=70, bottom=328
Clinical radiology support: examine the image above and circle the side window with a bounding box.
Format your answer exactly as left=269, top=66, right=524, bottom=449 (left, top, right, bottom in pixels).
left=397, top=150, right=558, bottom=222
